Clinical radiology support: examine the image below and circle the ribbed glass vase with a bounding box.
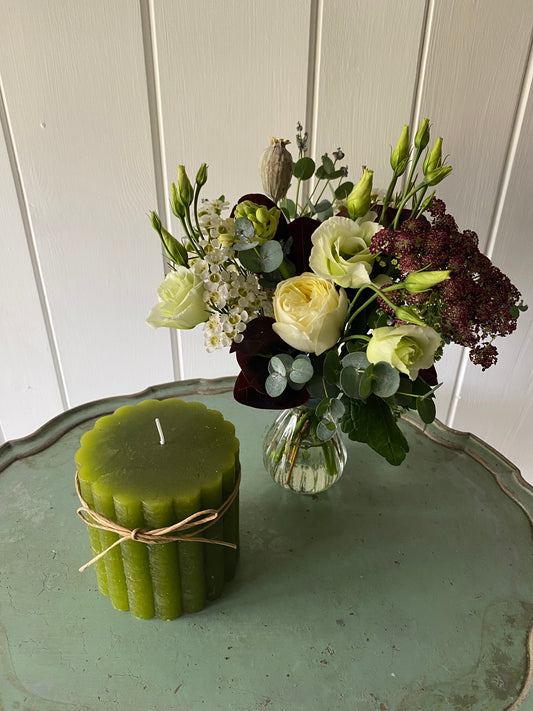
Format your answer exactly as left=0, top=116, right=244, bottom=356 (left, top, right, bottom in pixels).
left=262, top=406, right=347, bottom=494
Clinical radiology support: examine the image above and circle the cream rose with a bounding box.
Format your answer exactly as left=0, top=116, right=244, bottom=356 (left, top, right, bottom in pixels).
left=272, top=273, right=347, bottom=355
left=146, top=267, right=208, bottom=330
left=366, top=324, right=441, bottom=380
left=309, top=215, right=382, bottom=288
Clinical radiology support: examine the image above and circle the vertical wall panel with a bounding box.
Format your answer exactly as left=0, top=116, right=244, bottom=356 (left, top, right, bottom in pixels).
left=315, top=0, right=427, bottom=188
left=415, top=0, right=533, bottom=480
left=0, top=0, right=173, bottom=421
left=0, top=113, right=64, bottom=438
left=152, top=0, right=312, bottom=379
left=452, top=62, right=533, bottom=481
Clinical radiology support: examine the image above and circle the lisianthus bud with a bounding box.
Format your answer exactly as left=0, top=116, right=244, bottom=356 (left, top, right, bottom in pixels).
left=423, top=165, right=453, bottom=187
left=259, top=138, right=293, bottom=203
left=195, top=162, right=208, bottom=187
left=414, top=118, right=430, bottom=151
left=404, top=270, right=450, bottom=293
left=177, top=165, right=194, bottom=207
left=394, top=306, right=426, bottom=326
left=150, top=211, right=188, bottom=266
left=233, top=200, right=281, bottom=244
left=347, top=167, right=374, bottom=219
left=390, top=125, right=410, bottom=175
left=170, top=182, right=185, bottom=218
left=423, top=137, right=443, bottom=176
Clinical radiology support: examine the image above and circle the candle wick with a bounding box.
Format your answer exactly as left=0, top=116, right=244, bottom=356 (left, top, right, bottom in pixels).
left=155, top=417, right=165, bottom=445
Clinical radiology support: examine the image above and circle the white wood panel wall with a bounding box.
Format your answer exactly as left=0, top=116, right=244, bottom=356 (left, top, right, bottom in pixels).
left=1, top=0, right=532, bottom=482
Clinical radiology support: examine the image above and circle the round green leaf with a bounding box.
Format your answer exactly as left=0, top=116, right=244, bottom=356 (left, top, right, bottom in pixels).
left=371, top=361, right=400, bottom=397
left=260, top=240, right=283, bottom=273
left=329, top=398, right=345, bottom=420
left=238, top=248, right=263, bottom=273
left=268, top=355, right=290, bottom=377
left=317, top=419, right=336, bottom=442
left=265, top=372, right=287, bottom=398
left=340, top=366, right=361, bottom=398
left=342, top=351, right=369, bottom=370
left=290, top=356, right=314, bottom=384
left=321, top=155, right=335, bottom=175
left=234, top=217, right=255, bottom=241
left=359, top=365, right=374, bottom=399
left=293, top=156, right=315, bottom=180
left=334, top=181, right=354, bottom=200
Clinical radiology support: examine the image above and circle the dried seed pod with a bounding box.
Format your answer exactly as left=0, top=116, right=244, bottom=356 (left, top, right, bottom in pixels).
left=259, top=137, right=293, bottom=203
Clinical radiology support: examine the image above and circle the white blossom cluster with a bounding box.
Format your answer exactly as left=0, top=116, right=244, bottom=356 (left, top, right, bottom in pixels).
left=194, top=200, right=273, bottom=352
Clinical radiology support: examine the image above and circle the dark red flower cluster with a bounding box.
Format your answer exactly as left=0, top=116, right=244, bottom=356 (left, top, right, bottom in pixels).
left=369, top=199, right=522, bottom=369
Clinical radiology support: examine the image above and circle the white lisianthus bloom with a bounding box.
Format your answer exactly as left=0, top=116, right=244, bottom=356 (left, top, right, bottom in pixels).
left=309, top=215, right=382, bottom=288
left=272, top=273, right=347, bottom=355
left=146, top=266, right=209, bottom=330
left=366, top=324, right=442, bottom=381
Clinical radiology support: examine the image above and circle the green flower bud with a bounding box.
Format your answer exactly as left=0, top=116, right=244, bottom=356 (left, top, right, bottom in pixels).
left=423, top=164, right=453, bottom=187
left=161, top=227, right=188, bottom=266
left=150, top=211, right=188, bottom=266
left=390, top=125, right=410, bottom=175
left=347, top=167, right=374, bottom=219
left=177, top=165, right=194, bottom=207
left=233, top=200, right=281, bottom=244
left=195, top=162, right=208, bottom=187
left=170, top=182, right=185, bottom=218
left=404, top=270, right=450, bottom=293
left=395, top=306, right=426, bottom=326
left=259, top=137, right=293, bottom=203
left=414, top=118, right=430, bottom=151
left=423, top=137, right=443, bottom=176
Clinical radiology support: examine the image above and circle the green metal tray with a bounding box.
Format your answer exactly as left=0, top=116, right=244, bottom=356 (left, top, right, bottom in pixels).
left=1, top=377, right=533, bottom=711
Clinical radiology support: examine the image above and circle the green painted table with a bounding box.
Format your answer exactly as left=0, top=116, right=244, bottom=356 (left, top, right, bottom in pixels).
left=1, top=377, right=533, bottom=711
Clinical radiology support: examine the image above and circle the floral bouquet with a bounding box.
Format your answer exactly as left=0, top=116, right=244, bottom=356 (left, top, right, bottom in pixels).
left=147, top=120, right=525, bottom=478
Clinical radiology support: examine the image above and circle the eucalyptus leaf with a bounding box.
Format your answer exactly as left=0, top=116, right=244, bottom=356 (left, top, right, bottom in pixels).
left=316, top=397, right=332, bottom=419
left=372, top=361, right=400, bottom=397
left=293, top=156, right=315, bottom=180
left=317, top=205, right=334, bottom=222
left=329, top=398, right=345, bottom=420
left=342, top=351, right=370, bottom=371
left=314, top=165, right=327, bottom=180
left=334, top=182, right=354, bottom=200
left=317, top=419, right=336, bottom=442
left=265, top=372, right=287, bottom=398
left=321, top=155, right=335, bottom=175
left=260, top=240, right=284, bottom=272
left=238, top=248, right=263, bottom=273
left=340, top=366, right=361, bottom=398
left=314, top=199, right=332, bottom=213
left=268, top=355, right=290, bottom=377
left=279, top=198, right=296, bottom=221
left=234, top=216, right=255, bottom=241
left=290, top=356, right=314, bottom=384
left=359, top=365, right=374, bottom=399
left=233, top=239, right=260, bottom=251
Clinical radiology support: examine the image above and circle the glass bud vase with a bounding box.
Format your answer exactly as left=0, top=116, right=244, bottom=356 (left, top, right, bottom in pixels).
left=263, top=407, right=347, bottom=494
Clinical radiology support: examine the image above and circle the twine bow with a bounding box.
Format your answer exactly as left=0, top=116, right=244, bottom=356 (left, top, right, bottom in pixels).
left=75, top=470, right=240, bottom=573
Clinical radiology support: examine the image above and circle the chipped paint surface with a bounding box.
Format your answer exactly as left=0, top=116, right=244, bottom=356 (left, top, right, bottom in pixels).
left=1, top=380, right=533, bottom=710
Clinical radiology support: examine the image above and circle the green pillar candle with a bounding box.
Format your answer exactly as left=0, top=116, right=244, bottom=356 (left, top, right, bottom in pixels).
left=75, top=398, right=240, bottom=619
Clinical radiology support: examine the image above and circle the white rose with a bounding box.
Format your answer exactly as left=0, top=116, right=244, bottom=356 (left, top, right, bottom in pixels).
left=309, top=215, right=382, bottom=288
left=366, top=324, right=441, bottom=380
left=272, top=273, right=347, bottom=355
left=146, top=267, right=208, bottom=330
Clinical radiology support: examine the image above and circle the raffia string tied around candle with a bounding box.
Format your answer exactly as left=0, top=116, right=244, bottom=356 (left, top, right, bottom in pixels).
left=75, top=469, right=240, bottom=573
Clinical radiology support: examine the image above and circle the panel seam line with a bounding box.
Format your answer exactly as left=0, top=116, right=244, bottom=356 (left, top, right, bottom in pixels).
left=0, top=75, right=69, bottom=410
